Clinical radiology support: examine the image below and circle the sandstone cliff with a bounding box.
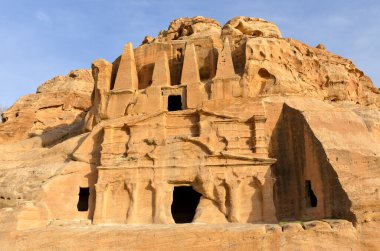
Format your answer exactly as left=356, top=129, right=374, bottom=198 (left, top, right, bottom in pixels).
left=147, top=16, right=379, bottom=107
left=0, top=70, right=94, bottom=145
left=0, top=16, right=379, bottom=250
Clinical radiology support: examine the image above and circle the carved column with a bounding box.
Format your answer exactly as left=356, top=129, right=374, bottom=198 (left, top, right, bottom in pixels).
left=226, top=177, right=242, bottom=223
left=92, top=183, right=108, bottom=224
left=151, top=181, right=174, bottom=224
left=125, top=180, right=139, bottom=224
left=259, top=170, right=277, bottom=223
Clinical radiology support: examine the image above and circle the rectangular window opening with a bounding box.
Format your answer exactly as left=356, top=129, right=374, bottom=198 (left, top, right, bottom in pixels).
left=168, top=95, right=182, bottom=111
left=77, top=187, right=90, bottom=212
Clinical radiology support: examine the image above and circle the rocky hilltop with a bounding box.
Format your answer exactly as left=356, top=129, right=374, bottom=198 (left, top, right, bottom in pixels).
left=0, top=16, right=379, bottom=250
left=0, top=70, right=94, bottom=145
left=144, top=16, right=379, bottom=106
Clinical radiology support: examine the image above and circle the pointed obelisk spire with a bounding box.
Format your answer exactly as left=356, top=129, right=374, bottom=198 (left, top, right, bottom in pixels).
left=113, top=43, right=139, bottom=90
left=211, top=38, right=241, bottom=100
left=215, top=38, right=236, bottom=78
left=181, top=43, right=200, bottom=84
left=152, top=50, right=171, bottom=87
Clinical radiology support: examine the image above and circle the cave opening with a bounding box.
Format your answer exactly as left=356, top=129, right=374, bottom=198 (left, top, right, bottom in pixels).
left=77, top=187, right=90, bottom=211
left=171, top=186, right=201, bottom=223
left=168, top=95, right=182, bottom=111
left=305, top=180, right=318, bottom=207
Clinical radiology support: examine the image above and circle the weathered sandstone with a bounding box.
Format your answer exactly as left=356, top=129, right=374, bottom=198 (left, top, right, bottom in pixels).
left=222, top=16, right=282, bottom=38
left=154, top=16, right=222, bottom=43
left=0, top=70, right=94, bottom=145
left=0, top=221, right=365, bottom=251
left=0, top=16, right=379, bottom=250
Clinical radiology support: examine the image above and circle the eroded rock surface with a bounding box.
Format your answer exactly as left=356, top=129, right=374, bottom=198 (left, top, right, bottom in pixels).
left=222, top=16, right=282, bottom=38
left=0, top=70, right=94, bottom=145
left=0, top=16, right=379, bottom=250
left=241, top=37, right=380, bottom=105
left=151, top=16, right=222, bottom=43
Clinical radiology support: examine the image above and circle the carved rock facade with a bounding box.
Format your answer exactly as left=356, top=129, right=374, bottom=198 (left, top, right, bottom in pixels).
left=78, top=34, right=279, bottom=224
left=0, top=16, right=380, bottom=250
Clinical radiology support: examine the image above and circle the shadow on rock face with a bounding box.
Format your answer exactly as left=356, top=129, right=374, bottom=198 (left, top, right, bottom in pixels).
left=269, top=103, right=356, bottom=224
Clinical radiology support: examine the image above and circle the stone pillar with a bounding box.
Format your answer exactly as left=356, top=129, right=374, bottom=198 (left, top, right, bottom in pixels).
left=181, top=43, right=204, bottom=108
left=181, top=43, right=200, bottom=85
left=92, top=59, right=112, bottom=118
left=105, top=43, right=138, bottom=119
left=146, top=50, right=166, bottom=110
left=215, top=38, right=236, bottom=79
left=114, top=43, right=139, bottom=91
left=253, top=115, right=268, bottom=157
left=84, top=59, right=112, bottom=131
left=151, top=181, right=175, bottom=224
left=152, top=50, right=171, bottom=87
left=226, top=178, right=242, bottom=223
left=261, top=171, right=277, bottom=223
left=92, top=183, right=108, bottom=224
left=211, top=38, right=241, bottom=100
left=125, top=180, right=139, bottom=224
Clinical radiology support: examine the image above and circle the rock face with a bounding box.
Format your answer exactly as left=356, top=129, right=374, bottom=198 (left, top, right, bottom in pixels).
left=0, top=70, right=94, bottom=145
left=0, top=16, right=379, bottom=250
left=264, top=97, right=380, bottom=224
left=222, top=16, right=282, bottom=38
left=152, top=16, right=222, bottom=43
left=241, top=37, right=379, bottom=105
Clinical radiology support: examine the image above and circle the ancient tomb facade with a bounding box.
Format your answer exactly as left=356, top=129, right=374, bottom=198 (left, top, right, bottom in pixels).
left=93, top=106, right=276, bottom=224
left=77, top=37, right=279, bottom=224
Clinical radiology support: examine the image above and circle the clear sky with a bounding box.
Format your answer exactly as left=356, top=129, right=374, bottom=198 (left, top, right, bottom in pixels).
left=1, top=0, right=379, bottom=107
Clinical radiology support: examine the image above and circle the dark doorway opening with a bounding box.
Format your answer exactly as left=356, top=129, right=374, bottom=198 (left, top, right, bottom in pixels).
left=77, top=187, right=90, bottom=211
left=168, top=95, right=182, bottom=111
left=305, top=180, right=317, bottom=207
left=171, top=186, right=201, bottom=223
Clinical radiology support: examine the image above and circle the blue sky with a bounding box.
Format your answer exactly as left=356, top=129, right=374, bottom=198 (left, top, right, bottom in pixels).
left=1, top=0, right=379, bottom=107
